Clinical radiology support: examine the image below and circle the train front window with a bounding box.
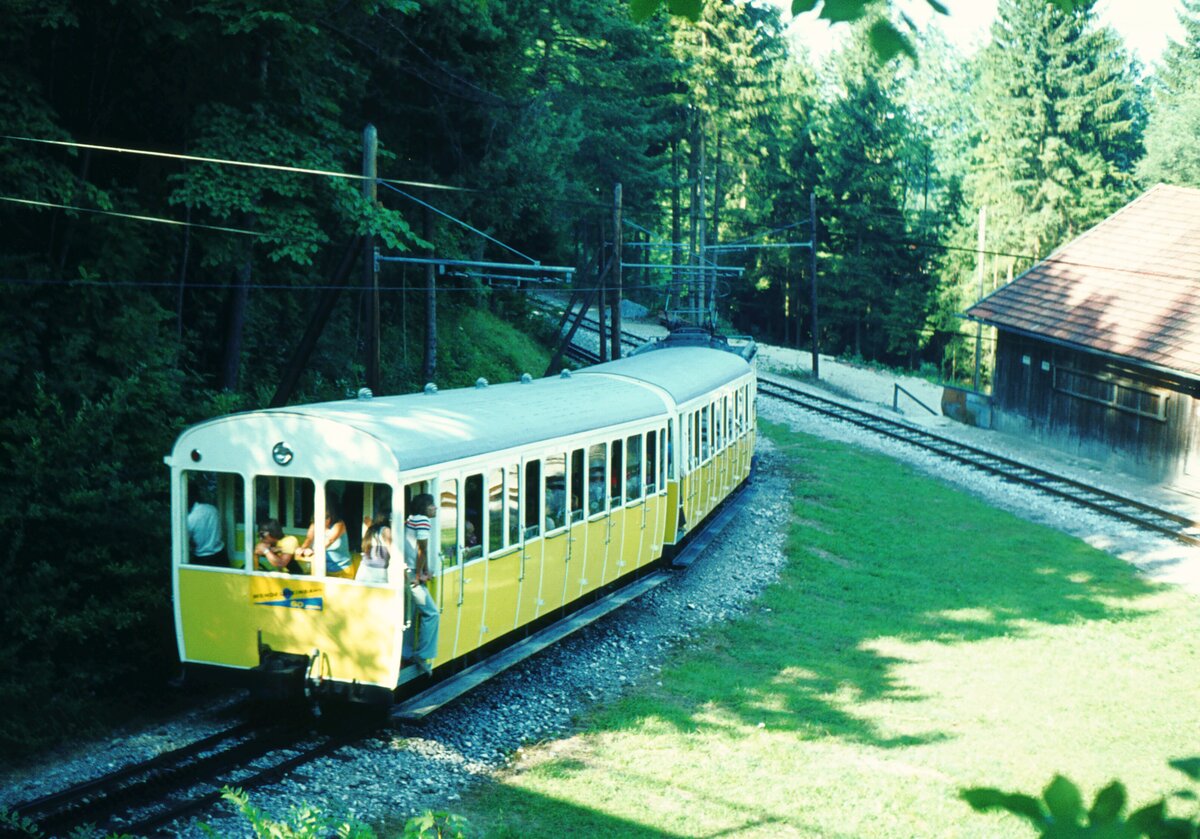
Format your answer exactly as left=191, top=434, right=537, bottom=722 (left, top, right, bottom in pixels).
left=253, top=476, right=315, bottom=574
left=183, top=470, right=244, bottom=567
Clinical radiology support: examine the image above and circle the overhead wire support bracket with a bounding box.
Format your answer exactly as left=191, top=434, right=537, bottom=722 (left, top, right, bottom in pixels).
left=621, top=262, right=744, bottom=275
left=376, top=255, right=575, bottom=278
left=704, top=241, right=813, bottom=253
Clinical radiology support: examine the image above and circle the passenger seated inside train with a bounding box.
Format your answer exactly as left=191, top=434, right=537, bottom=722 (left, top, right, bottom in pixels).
left=545, top=480, right=567, bottom=530
left=297, top=497, right=351, bottom=576
left=255, top=519, right=302, bottom=574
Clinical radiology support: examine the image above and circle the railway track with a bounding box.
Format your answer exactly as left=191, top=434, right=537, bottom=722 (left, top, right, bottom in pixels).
left=757, top=375, right=1200, bottom=547
left=8, top=718, right=351, bottom=837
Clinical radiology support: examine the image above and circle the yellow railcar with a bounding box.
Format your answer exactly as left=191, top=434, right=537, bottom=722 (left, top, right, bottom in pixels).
left=167, top=334, right=755, bottom=707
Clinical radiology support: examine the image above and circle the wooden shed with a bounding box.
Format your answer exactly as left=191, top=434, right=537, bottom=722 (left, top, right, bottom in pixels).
left=965, top=184, right=1200, bottom=485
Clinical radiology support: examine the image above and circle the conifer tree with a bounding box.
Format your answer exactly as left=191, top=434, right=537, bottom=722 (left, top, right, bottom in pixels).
left=1139, top=0, right=1200, bottom=187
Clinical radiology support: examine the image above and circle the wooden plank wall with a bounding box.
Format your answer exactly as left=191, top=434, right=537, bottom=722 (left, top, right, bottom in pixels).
left=991, top=332, right=1200, bottom=482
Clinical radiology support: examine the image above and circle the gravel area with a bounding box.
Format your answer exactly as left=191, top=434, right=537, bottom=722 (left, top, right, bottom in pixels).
left=4, top=333, right=1199, bottom=837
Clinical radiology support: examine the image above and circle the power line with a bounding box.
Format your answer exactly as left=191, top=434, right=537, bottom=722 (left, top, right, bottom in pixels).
left=1, top=135, right=474, bottom=192
left=0, top=196, right=263, bottom=236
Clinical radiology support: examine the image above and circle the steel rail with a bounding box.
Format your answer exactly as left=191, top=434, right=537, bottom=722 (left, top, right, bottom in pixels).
left=757, top=376, right=1200, bottom=547
left=9, top=720, right=336, bottom=838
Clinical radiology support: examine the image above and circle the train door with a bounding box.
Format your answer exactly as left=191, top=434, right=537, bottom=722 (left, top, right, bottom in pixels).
left=699, top=404, right=713, bottom=519
left=622, top=433, right=647, bottom=571
left=450, top=473, right=487, bottom=658
left=539, top=453, right=571, bottom=612
left=583, top=442, right=609, bottom=592
left=480, top=463, right=521, bottom=647
left=432, top=478, right=460, bottom=668
left=566, top=447, right=595, bottom=599
left=603, top=438, right=626, bottom=585
left=645, top=428, right=666, bottom=562
left=664, top=417, right=682, bottom=544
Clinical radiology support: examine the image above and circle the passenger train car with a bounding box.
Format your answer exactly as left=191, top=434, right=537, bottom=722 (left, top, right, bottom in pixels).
left=166, top=330, right=757, bottom=707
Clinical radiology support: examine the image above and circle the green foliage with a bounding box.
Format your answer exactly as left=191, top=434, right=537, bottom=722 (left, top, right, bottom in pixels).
left=403, top=811, right=471, bottom=838
left=963, top=759, right=1200, bottom=838
left=212, top=787, right=378, bottom=838
left=212, top=787, right=470, bottom=839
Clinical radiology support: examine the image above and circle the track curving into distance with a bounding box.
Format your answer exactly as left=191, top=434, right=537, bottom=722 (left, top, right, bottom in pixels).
left=554, top=309, right=1200, bottom=548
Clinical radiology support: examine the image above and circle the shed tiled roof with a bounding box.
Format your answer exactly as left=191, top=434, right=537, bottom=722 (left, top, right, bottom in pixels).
left=965, top=184, right=1200, bottom=380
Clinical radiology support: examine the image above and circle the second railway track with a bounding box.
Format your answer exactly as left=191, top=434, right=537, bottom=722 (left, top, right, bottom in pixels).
left=757, top=375, right=1200, bottom=547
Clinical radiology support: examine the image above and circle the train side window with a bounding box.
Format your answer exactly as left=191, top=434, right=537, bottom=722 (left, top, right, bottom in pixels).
left=569, top=448, right=585, bottom=523
left=439, top=479, right=460, bottom=569
left=183, top=470, right=244, bottom=567
left=692, top=411, right=701, bottom=467
left=587, top=443, right=606, bottom=515
left=464, top=474, right=483, bottom=561
left=666, top=421, right=675, bottom=480
left=506, top=463, right=521, bottom=546
left=659, top=429, right=667, bottom=489
left=645, top=432, right=658, bottom=495
left=714, top=399, right=722, bottom=451
left=700, top=406, right=710, bottom=461
left=610, top=439, right=624, bottom=507
left=626, top=435, right=643, bottom=500
left=487, top=469, right=504, bottom=554
left=523, top=460, right=541, bottom=539
left=545, top=453, right=567, bottom=531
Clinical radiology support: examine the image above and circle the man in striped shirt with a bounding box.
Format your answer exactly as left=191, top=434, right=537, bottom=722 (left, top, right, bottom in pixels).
left=403, top=493, right=440, bottom=673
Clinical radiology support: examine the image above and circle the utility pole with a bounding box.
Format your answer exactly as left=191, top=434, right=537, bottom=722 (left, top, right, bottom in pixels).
left=973, top=206, right=986, bottom=392
left=612, top=182, right=622, bottom=360
left=696, top=127, right=707, bottom=327
left=363, top=123, right=380, bottom=392
left=810, top=192, right=820, bottom=381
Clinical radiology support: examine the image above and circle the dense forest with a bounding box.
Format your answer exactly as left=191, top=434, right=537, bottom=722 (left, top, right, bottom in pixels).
left=2, top=0, right=1199, bottom=754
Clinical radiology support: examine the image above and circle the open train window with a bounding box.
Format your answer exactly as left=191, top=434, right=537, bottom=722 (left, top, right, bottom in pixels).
left=524, top=460, right=541, bottom=539
left=667, top=420, right=675, bottom=480
left=610, top=439, right=624, bottom=507
left=587, top=444, right=606, bottom=516
left=183, top=470, right=243, bottom=568
left=646, top=432, right=658, bottom=496
left=570, top=448, right=585, bottom=524
left=464, top=474, right=483, bottom=562
left=692, top=411, right=701, bottom=468
left=626, top=435, right=643, bottom=501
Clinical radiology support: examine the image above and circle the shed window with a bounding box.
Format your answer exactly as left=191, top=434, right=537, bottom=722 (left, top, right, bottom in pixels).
left=1054, top=366, right=1166, bottom=421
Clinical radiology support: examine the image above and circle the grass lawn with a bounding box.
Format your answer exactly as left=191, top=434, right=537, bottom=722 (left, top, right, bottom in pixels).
left=455, top=420, right=1200, bottom=838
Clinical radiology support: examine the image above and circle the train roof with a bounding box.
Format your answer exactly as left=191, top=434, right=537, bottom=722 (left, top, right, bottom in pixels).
left=577, top=345, right=753, bottom=405
left=169, top=345, right=753, bottom=475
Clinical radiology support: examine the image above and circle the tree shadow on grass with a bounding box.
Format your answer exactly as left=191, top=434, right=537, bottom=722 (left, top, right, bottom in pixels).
left=617, top=425, right=1167, bottom=748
